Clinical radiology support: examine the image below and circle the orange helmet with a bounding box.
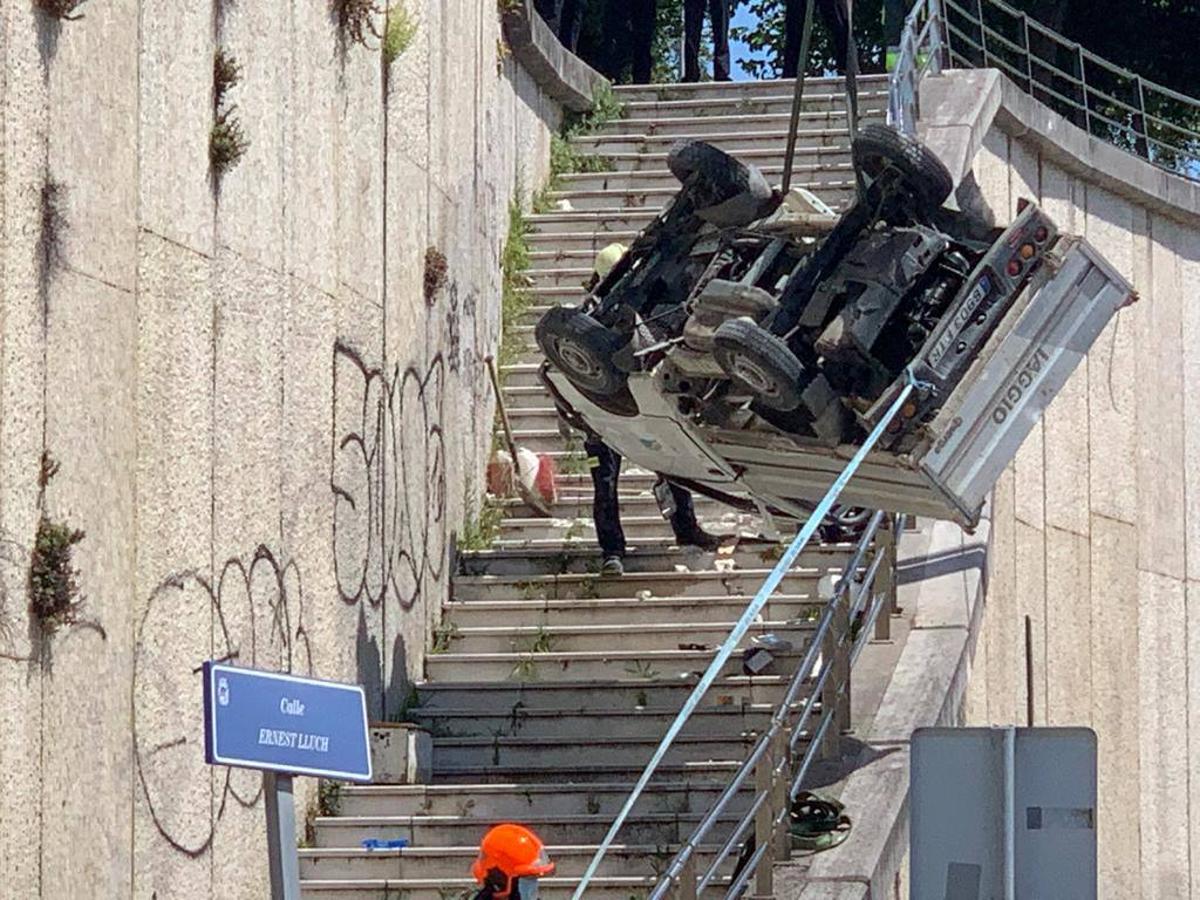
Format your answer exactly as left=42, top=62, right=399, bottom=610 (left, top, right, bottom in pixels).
left=471, top=824, right=555, bottom=896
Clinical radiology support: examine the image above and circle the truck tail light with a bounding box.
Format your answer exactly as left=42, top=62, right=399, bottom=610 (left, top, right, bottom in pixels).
left=1007, top=259, right=1022, bottom=277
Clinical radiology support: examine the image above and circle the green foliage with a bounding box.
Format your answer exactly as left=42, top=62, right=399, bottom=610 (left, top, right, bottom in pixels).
left=35, top=0, right=88, bottom=20
left=430, top=620, right=460, bottom=653
left=459, top=498, right=504, bottom=551
left=210, top=109, right=249, bottom=176
left=499, top=199, right=533, bottom=371
left=317, top=780, right=341, bottom=817
left=524, top=624, right=557, bottom=654
left=383, top=2, right=418, bottom=66
left=335, top=0, right=383, bottom=47
left=29, top=453, right=86, bottom=636
left=731, top=0, right=886, bottom=80
left=213, top=49, right=242, bottom=109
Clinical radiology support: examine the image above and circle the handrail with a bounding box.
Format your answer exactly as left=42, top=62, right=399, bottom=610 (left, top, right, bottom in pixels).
left=571, top=378, right=916, bottom=898
left=936, top=0, right=1200, bottom=177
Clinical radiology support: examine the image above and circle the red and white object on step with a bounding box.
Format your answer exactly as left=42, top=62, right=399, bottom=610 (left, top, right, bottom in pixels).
left=487, top=448, right=558, bottom=507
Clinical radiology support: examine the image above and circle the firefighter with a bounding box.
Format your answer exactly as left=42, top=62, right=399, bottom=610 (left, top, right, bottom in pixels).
left=470, top=824, right=555, bottom=900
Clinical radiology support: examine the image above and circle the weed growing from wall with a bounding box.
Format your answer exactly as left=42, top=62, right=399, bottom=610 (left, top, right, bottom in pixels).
left=423, top=247, right=448, bottom=306
left=35, top=0, right=87, bottom=20
left=459, top=499, right=505, bottom=551
left=382, top=2, right=418, bottom=66
left=335, top=0, right=383, bottom=47
left=28, top=453, right=86, bottom=636
left=499, top=200, right=533, bottom=372
left=210, top=50, right=248, bottom=177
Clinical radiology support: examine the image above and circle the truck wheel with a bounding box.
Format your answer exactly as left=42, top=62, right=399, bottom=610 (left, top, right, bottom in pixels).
left=713, top=318, right=804, bottom=411
left=535, top=306, right=627, bottom=397
left=852, top=124, right=954, bottom=215
left=667, top=140, right=774, bottom=226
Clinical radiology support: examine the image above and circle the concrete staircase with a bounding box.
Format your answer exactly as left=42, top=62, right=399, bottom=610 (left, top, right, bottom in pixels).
left=299, top=75, right=884, bottom=899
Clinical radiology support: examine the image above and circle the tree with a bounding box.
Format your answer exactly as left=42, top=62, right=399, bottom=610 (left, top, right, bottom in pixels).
left=731, top=0, right=887, bottom=79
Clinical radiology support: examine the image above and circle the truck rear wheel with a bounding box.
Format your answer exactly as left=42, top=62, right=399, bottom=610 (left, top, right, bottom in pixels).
left=535, top=306, right=627, bottom=397
left=668, top=140, right=775, bottom=227
left=713, top=318, right=804, bottom=411
left=852, top=124, right=954, bottom=215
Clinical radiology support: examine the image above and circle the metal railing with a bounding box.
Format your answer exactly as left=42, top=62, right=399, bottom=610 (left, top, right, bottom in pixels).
left=888, top=0, right=945, bottom=136
left=571, top=382, right=915, bottom=898
left=649, top=511, right=901, bottom=897
left=890, top=0, right=1200, bottom=177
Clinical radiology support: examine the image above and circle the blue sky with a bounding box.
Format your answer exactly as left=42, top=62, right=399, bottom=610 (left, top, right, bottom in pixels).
left=731, top=5, right=764, bottom=81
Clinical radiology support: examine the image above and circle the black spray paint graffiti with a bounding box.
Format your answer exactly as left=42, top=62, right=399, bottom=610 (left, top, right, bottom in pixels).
left=332, top=340, right=448, bottom=612
left=132, top=547, right=310, bottom=857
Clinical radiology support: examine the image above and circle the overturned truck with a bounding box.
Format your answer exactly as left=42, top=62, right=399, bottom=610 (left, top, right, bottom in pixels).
left=535, top=126, right=1135, bottom=530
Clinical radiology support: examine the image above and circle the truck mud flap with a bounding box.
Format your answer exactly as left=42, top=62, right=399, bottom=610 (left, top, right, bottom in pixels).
left=919, top=238, right=1134, bottom=522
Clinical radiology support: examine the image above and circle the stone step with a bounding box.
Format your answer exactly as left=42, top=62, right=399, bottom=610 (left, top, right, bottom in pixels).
left=430, top=757, right=745, bottom=785
left=620, top=86, right=889, bottom=120
left=526, top=228, right=640, bottom=252
left=415, top=675, right=791, bottom=712
left=545, top=178, right=856, bottom=214
left=409, top=702, right=779, bottom=740
left=553, top=159, right=853, bottom=195
left=300, top=842, right=729, bottom=881
left=300, top=875, right=728, bottom=899
left=493, top=513, right=738, bottom=543
left=592, top=106, right=882, bottom=140
left=612, top=73, right=889, bottom=104
left=440, top=593, right=819, bottom=628
left=331, top=780, right=754, bottom=821
left=569, top=123, right=870, bottom=157
left=423, top=644, right=808, bottom=682
left=314, top=809, right=745, bottom=848
left=460, top=542, right=816, bottom=576
left=438, top=619, right=815, bottom=655
left=595, top=141, right=854, bottom=174
left=490, top=490, right=726, bottom=517
left=451, top=566, right=833, bottom=601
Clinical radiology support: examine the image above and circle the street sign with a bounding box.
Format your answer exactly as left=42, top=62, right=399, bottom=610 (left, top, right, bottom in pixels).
left=203, top=662, right=372, bottom=782
left=911, top=726, right=1097, bottom=900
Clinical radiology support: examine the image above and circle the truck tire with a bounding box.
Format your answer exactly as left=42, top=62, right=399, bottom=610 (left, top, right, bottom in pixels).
left=667, top=140, right=774, bottom=226
left=852, top=124, right=953, bottom=215
left=535, top=306, right=627, bottom=397
left=713, top=318, right=804, bottom=411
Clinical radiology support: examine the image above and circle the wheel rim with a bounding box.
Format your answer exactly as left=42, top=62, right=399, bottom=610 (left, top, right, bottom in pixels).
left=556, top=339, right=603, bottom=387
left=729, top=352, right=780, bottom=398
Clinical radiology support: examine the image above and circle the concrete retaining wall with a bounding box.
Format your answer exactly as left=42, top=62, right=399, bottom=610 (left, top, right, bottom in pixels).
left=0, top=2, right=563, bottom=896
left=932, top=70, right=1200, bottom=900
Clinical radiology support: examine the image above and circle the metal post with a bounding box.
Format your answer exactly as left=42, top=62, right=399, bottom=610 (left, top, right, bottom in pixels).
left=754, top=740, right=776, bottom=896
left=1002, top=727, right=1016, bottom=900
left=873, top=519, right=897, bottom=642
left=771, top=729, right=791, bottom=860
left=928, top=0, right=946, bottom=74
left=677, top=856, right=698, bottom=900
left=975, top=0, right=988, bottom=67
left=1135, top=75, right=1150, bottom=161
left=1021, top=14, right=1034, bottom=95
left=264, top=772, right=302, bottom=900
left=1077, top=44, right=1092, bottom=135
left=1024, top=615, right=1034, bottom=727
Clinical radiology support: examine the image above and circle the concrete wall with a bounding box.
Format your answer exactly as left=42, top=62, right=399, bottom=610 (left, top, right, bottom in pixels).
left=0, top=2, right=560, bottom=896
left=948, top=75, right=1200, bottom=900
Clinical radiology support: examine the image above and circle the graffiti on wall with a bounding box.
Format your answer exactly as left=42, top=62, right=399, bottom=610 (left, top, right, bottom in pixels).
left=132, top=546, right=311, bottom=856
left=332, top=339, right=448, bottom=613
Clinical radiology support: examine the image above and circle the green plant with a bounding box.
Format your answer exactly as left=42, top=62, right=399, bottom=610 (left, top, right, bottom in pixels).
left=213, top=49, right=242, bottom=108
left=525, top=624, right=557, bottom=654
left=459, top=498, right=504, bottom=551
left=382, top=2, right=418, bottom=66
left=424, top=246, right=448, bottom=306
left=497, top=0, right=522, bottom=11
left=499, top=199, right=534, bottom=371
left=210, top=109, right=249, bottom=175
left=28, top=452, right=85, bottom=636
left=335, top=0, right=383, bottom=47
left=430, top=621, right=459, bottom=654
left=389, top=684, right=423, bottom=722
left=317, top=780, right=341, bottom=817
left=509, top=656, right=538, bottom=681
left=36, top=0, right=87, bottom=19
left=624, top=659, right=658, bottom=680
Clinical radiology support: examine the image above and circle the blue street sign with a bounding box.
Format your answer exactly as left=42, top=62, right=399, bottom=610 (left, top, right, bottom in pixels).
left=203, top=662, right=372, bottom=782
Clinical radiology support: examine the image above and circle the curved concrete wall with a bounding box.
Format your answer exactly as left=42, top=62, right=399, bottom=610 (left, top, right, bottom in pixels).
left=931, top=71, right=1200, bottom=899
left=0, top=2, right=562, bottom=897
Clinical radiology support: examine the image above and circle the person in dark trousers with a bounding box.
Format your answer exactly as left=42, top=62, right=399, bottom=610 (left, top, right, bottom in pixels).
left=533, top=0, right=586, bottom=52
left=783, top=0, right=852, bottom=77
left=684, top=0, right=733, bottom=82
left=583, top=432, right=723, bottom=577
left=596, top=0, right=658, bottom=84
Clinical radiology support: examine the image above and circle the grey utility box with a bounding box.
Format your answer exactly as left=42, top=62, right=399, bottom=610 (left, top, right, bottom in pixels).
left=911, top=726, right=1097, bottom=900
